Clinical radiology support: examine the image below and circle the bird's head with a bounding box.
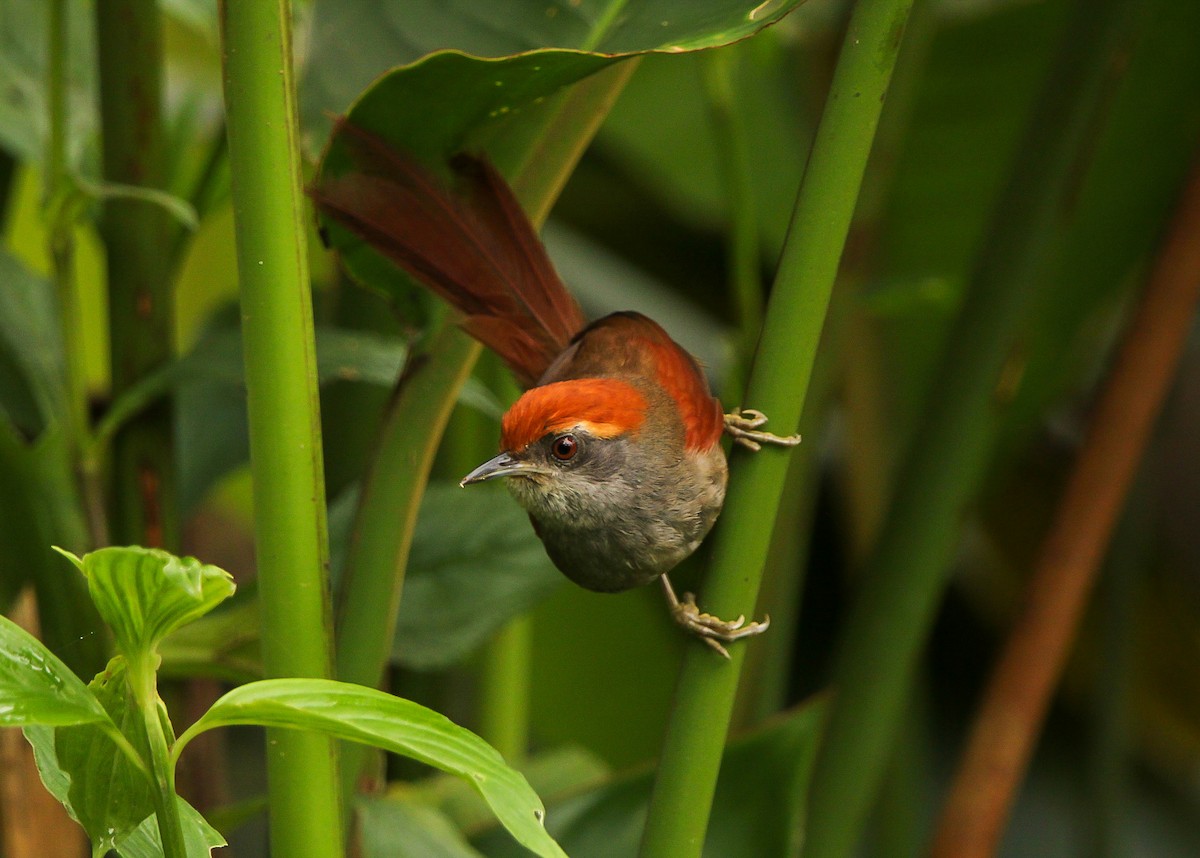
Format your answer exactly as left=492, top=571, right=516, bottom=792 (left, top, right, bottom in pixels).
left=459, top=377, right=652, bottom=522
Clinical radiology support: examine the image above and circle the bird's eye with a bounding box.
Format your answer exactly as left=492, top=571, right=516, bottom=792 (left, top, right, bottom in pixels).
left=550, top=434, right=578, bottom=462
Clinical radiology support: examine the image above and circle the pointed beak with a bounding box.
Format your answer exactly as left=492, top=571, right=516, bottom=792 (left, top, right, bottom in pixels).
left=460, top=451, right=532, bottom=487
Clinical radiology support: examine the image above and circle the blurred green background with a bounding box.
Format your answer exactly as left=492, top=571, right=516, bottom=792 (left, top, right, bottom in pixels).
left=2, top=0, right=1199, bottom=855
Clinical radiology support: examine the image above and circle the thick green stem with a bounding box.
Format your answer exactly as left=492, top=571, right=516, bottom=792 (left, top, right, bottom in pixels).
left=802, top=2, right=1136, bottom=856
left=129, top=654, right=186, bottom=858
left=219, top=1, right=343, bottom=855
left=96, top=0, right=177, bottom=549
left=479, top=615, right=533, bottom=764
left=38, top=1, right=111, bottom=679
left=637, top=1, right=915, bottom=854
left=47, top=0, right=100, bottom=544
left=336, top=327, right=480, bottom=796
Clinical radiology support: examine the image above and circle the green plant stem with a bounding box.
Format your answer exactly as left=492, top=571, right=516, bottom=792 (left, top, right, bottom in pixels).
left=802, top=1, right=1136, bottom=856
left=336, top=326, right=480, bottom=794
left=479, top=615, right=533, bottom=764
left=96, top=0, right=177, bottom=549
left=218, top=1, right=343, bottom=855
left=637, top=1, right=915, bottom=854
left=129, top=654, right=186, bottom=858
left=46, top=0, right=104, bottom=549
left=39, top=0, right=111, bottom=678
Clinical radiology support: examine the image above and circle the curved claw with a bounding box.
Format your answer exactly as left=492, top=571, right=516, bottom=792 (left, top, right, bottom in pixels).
left=723, top=408, right=802, bottom=451
left=660, top=576, right=771, bottom=659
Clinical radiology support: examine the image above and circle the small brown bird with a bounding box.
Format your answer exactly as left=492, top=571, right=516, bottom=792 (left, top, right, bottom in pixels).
left=313, top=123, right=799, bottom=655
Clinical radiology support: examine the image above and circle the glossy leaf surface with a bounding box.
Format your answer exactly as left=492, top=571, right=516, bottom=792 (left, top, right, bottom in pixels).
left=0, top=613, right=106, bottom=727
left=179, top=678, right=567, bottom=858
left=56, top=546, right=235, bottom=658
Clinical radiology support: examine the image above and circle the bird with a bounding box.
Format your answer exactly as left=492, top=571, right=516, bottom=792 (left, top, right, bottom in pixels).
left=311, top=121, right=800, bottom=656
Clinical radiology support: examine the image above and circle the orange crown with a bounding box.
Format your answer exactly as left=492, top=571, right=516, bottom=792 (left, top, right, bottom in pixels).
left=500, top=378, right=649, bottom=452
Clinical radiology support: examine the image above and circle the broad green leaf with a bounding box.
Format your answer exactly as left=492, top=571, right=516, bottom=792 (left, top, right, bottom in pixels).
left=178, top=678, right=567, bottom=858
left=32, top=708, right=222, bottom=857
left=390, top=483, right=563, bottom=670
left=358, top=796, right=486, bottom=858
left=314, top=0, right=808, bottom=302
left=0, top=613, right=107, bottom=726
left=303, top=0, right=810, bottom=139
left=116, top=795, right=227, bottom=858
left=471, top=700, right=825, bottom=857
left=57, top=546, right=235, bottom=659
left=50, top=658, right=155, bottom=852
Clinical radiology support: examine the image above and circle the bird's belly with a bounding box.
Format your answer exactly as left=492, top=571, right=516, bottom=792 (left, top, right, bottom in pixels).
left=530, top=496, right=722, bottom=593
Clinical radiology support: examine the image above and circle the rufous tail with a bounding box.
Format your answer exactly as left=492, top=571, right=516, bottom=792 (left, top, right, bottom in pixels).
left=310, top=120, right=586, bottom=387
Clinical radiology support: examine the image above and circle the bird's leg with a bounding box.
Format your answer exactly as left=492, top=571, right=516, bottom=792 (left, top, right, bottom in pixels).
left=723, top=408, right=802, bottom=452
left=660, top=574, right=770, bottom=659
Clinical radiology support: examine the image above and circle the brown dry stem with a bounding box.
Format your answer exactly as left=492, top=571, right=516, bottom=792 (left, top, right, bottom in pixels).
left=930, top=157, right=1200, bottom=858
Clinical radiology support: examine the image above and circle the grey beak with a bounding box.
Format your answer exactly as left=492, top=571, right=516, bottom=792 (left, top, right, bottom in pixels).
left=460, top=451, right=530, bottom=487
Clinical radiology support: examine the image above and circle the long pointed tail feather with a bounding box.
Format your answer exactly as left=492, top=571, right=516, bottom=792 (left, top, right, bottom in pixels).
left=310, top=121, right=585, bottom=387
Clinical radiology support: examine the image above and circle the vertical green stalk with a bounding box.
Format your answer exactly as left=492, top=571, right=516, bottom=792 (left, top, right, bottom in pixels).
left=47, top=0, right=97, bottom=540
left=96, top=0, right=177, bottom=549
left=336, top=326, right=480, bottom=796
left=638, top=1, right=915, bottom=854
left=479, top=615, right=533, bottom=763
left=802, top=2, right=1135, bottom=856
left=219, top=2, right=343, bottom=855
left=128, top=652, right=186, bottom=858
left=40, top=0, right=110, bottom=679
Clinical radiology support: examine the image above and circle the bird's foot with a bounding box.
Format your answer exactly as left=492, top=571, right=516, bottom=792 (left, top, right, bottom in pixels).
left=723, top=408, right=802, bottom=452
left=660, top=575, right=770, bottom=659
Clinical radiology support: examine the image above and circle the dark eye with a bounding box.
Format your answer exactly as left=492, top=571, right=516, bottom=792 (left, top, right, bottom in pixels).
left=550, top=434, right=578, bottom=461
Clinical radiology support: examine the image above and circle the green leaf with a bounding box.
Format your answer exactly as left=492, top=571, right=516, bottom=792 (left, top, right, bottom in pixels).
left=48, top=658, right=155, bottom=852
left=390, top=483, right=564, bottom=670
left=115, top=795, right=227, bottom=858
left=177, top=678, right=567, bottom=858
left=57, top=546, right=235, bottom=659
left=25, top=658, right=224, bottom=857
left=314, top=1, right=809, bottom=303
left=358, top=796, right=486, bottom=858
left=303, top=0, right=810, bottom=139
left=0, top=612, right=107, bottom=726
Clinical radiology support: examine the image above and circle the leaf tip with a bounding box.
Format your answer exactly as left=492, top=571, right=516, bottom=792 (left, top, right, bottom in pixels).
left=50, top=546, right=84, bottom=572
